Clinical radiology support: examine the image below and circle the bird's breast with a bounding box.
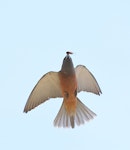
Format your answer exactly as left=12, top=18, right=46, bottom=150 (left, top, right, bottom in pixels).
left=58, top=71, right=77, bottom=114
left=58, top=71, right=77, bottom=98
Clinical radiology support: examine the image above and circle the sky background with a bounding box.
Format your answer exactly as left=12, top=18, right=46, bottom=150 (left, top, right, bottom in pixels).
left=0, top=0, right=130, bottom=150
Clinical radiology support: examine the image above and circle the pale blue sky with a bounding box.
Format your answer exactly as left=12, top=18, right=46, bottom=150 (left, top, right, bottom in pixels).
left=0, top=0, right=130, bottom=150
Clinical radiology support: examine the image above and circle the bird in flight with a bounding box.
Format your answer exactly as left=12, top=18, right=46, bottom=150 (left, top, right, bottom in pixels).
left=23, top=51, right=102, bottom=128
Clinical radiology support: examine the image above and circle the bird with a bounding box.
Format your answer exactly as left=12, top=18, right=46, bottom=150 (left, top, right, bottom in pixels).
left=23, top=51, right=102, bottom=128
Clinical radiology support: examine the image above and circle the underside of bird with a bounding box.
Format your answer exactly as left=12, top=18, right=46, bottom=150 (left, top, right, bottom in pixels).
left=23, top=52, right=102, bottom=129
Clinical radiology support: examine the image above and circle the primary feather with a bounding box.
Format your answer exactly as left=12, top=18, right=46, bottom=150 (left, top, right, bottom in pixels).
left=24, top=72, right=62, bottom=113
left=75, top=65, right=102, bottom=95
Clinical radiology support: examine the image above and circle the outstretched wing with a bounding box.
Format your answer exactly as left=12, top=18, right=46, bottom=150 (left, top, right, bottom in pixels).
left=24, top=72, right=62, bottom=113
left=75, top=65, right=102, bottom=95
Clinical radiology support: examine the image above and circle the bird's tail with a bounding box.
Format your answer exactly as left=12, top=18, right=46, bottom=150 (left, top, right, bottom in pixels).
left=54, top=98, right=96, bottom=128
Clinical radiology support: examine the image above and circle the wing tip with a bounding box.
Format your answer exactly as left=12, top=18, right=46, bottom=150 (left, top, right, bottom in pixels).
left=97, top=90, right=102, bottom=96
left=23, top=108, right=28, bottom=113
left=99, top=88, right=102, bottom=95
left=23, top=105, right=33, bottom=113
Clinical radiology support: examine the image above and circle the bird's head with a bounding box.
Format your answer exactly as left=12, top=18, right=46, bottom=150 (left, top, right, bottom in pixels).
left=61, top=51, right=74, bottom=74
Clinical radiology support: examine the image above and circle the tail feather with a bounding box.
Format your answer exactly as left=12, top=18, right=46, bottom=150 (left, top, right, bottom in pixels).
left=70, top=116, right=75, bottom=128
left=54, top=102, right=71, bottom=128
left=54, top=98, right=96, bottom=128
left=75, top=98, right=96, bottom=126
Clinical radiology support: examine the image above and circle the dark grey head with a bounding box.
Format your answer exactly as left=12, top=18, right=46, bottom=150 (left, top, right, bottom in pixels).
left=61, top=52, right=75, bottom=74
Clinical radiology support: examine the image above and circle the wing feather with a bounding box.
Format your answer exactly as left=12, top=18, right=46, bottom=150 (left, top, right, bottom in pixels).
left=24, top=72, right=62, bottom=113
left=75, top=65, right=102, bottom=95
